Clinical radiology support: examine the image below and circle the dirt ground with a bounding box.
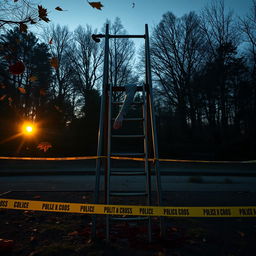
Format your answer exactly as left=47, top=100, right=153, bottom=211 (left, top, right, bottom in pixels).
left=0, top=191, right=255, bottom=256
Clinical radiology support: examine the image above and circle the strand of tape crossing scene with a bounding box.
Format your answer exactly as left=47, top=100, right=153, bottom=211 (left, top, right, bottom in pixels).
left=0, top=156, right=255, bottom=164
left=0, top=198, right=256, bottom=217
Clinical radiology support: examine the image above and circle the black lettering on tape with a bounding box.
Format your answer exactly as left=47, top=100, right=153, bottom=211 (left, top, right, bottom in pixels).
left=239, top=208, right=256, bottom=216
left=42, top=203, right=54, bottom=210
left=104, top=207, right=117, bottom=214
left=120, top=207, right=132, bottom=214
left=58, top=204, right=70, bottom=211
left=139, top=208, right=154, bottom=215
left=80, top=205, right=95, bottom=213
left=203, top=208, right=231, bottom=216
left=163, top=208, right=178, bottom=216
left=0, top=200, right=8, bottom=207
left=14, top=201, right=29, bottom=209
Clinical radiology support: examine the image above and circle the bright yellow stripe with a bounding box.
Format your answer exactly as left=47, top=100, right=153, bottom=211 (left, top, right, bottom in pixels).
left=0, top=198, right=255, bottom=217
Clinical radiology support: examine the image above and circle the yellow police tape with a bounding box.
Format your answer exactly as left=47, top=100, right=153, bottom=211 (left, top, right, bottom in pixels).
left=0, top=156, right=256, bottom=163
left=0, top=198, right=256, bottom=217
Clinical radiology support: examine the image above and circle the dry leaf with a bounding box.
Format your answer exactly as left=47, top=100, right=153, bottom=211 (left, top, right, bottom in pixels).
left=29, top=76, right=37, bottom=82
left=49, top=38, right=53, bottom=44
left=37, top=142, right=52, bottom=152
left=19, top=23, right=28, bottom=33
left=9, top=61, right=25, bottom=75
left=38, top=5, right=50, bottom=22
left=68, top=231, right=79, bottom=236
left=55, top=6, right=63, bottom=11
left=0, top=95, right=6, bottom=101
left=88, top=1, right=104, bottom=10
left=54, top=105, right=62, bottom=112
left=39, top=89, right=46, bottom=96
left=18, top=87, right=26, bottom=94
left=50, top=57, right=58, bottom=69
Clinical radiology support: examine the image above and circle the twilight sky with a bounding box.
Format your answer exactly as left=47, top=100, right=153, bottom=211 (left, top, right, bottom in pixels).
left=39, top=0, right=252, bottom=35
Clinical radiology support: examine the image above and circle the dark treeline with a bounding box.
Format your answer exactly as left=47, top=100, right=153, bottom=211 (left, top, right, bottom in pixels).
left=0, top=0, right=256, bottom=160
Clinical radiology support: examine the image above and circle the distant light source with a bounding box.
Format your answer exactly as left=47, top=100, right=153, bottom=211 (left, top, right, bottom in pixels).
left=22, top=122, right=35, bottom=136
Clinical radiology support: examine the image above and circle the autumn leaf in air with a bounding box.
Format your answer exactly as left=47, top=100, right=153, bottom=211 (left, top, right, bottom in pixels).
left=49, top=38, right=53, bottom=44
left=9, top=61, right=25, bottom=75
left=29, top=75, right=37, bottom=82
left=39, top=88, right=46, bottom=96
left=18, top=87, right=26, bottom=94
left=19, top=23, right=28, bottom=33
left=38, top=5, right=50, bottom=22
left=0, top=95, right=6, bottom=101
left=55, top=6, right=64, bottom=11
left=37, top=142, right=52, bottom=152
left=88, top=1, right=104, bottom=10
left=50, top=57, right=58, bottom=69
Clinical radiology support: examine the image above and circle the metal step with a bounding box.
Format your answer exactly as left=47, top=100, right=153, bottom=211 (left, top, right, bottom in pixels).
left=110, top=192, right=148, bottom=196
left=110, top=216, right=149, bottom=221
left=112, top=134, right=144, bottom=138
left=113, top=101, right=143, bottom=104
left=112, top=86, right=143, bottom=92
left=112, top=117, right=144, bottom=121
left=111, top=171, right=146, bottom=176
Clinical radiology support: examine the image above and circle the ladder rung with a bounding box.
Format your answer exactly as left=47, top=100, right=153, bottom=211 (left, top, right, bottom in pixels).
left=111, top=171, right=146, bottom=176
left=112, top=86, right=143, bottom=92
left=111, top=152, right=145, bottom=156
left=110, top=192, right=148, bottom=196
left=112, top=135, right=144, bottom=138
left=112, top=101, right=143, bottom=105
left=112, top=118, right=144, bottom=121
left=110, top=217, right=149, bottom=221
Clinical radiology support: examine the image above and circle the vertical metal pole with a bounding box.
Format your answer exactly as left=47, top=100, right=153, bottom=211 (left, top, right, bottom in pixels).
left=92, top=24, right=110, bottom=239
left=106, top=82, right=112, bottom=241
left=145, top=24, right=165, bottom=237
left=142, top=84, right=152, bottom=242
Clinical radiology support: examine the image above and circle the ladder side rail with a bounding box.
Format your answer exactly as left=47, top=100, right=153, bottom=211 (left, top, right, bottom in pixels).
left=106, top=83, right=113, bottom=241
left=145, top=24, right=165, bottom=237
left=92, top=24, right=110, bottom=239
left=142, top=84, right=152, bottom=242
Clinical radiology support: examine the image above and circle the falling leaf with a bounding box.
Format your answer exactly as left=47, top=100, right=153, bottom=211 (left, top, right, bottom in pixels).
left=132, top=2, right=135, bottom=8
left=54, top=105, right=62, bottom=112
left=19, top=23, right=28, bottom=33
left=29, top=75, right=37, bottom=82
left=33, top=195, right=41, bottom=199
left=29, top=17, right=37, bottom=24
left=0, top=95, right=6, bottom=101
left=8, top=97, right=12, bottom=102
left=68, top=231, right=79, bottom=236
left=238, top=231, right=245, bottom=238
left=88, top=1, right=104, bottom=10
left=38, top=5, right=50, bottom=22
left=50, top=57, right=58, bottom=69
left=49, top=38, right=53, bottom=44
left=18, top=87, right=26, bottom=94
left=39, top=88, right=46, bottom=96
left=37, top=142, right=52, bottom=152
left=55, top=6, right=63, bottom=11
left=9, top=61, right=25, bottom=75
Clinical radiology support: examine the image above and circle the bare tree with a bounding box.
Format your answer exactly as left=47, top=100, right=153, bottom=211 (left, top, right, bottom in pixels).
left=0, top=0, right=49, bottom=32
left=200, top=0, right=240, bottom=129
left=70, top=25, right=103, bottom=111
left=151, top=11, right=206, bottom=130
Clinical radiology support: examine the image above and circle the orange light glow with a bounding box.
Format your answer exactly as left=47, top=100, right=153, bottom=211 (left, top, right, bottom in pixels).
left=22, top=123, right=36, bottom=136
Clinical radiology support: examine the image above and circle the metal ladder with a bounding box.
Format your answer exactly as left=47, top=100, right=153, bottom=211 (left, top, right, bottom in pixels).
left=92, top=24, right=163, bottom=242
